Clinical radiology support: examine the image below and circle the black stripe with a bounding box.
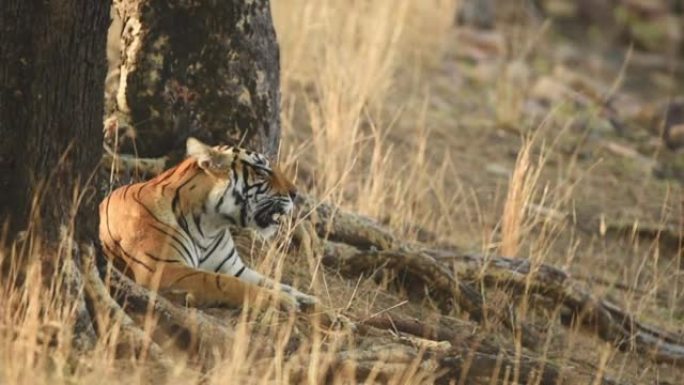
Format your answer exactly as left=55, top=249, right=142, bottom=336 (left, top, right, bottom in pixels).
left=144, top=252, right=181, bottom=264
left=107, top=242, right=153, bottom=272
left=228, top=179, right=247, bottom=227
left=200, top=232, right=225, bottom=263
left=214, top=181, right=232, bottom=212
left=171, top=272, right=202, bottom=286
left=239, top=203, right=248, bottom=226
left=193, top=213, right=204, bottom=237
left=149, top=224, right=195, bottom=266
left=122, top=184, right=133, bottom=200
left=177, top=214, right=190, bottom=239
left=177, top=162, right=195, bottom=177
left=255, top=183, right=269, bottom=195
left=135, top=180, right=149, bottom=198
left=172, top=174, right=201, bottom=238
left=214, top=249, right=236, bottom=272
left=104, top=195, right=116, bottom=243
left=242, top=164, right=250, bottom=193
left=246, top=181, right=266, bottom=194
left=149, top=166, right=178, bottom=186
left=131, top=195, right=185, bottom=237
left=234, top=265, right=246, bottom=278
left=253, top=164, right=272, bottom=175
left=230, top=159, right=238, bottom=177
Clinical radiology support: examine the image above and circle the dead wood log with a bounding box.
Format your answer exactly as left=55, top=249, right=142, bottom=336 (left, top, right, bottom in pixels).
left=276, top=342, right=438, bottom=384
left=360, top=314, right=626, bottom=385
left=300, top=197, right=398, bottom=251
left=602, top=219, right=683, bottom=259
left=91, top=153, right=683, bottom=372
left=430, top=251, right=684, bottom=366
left=302, top=200, right=684, bottom=366
left=357, top=315, right=621, bottom=385
left=321, top=240, right=543, bottom=349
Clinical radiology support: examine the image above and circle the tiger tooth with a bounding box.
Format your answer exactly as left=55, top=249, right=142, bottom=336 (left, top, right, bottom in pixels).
left=272, top=213, right=280, bottom=222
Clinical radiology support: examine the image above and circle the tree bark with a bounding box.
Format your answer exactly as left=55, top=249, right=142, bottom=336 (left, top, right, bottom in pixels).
left=0, top=0, right=110, bottom=239
left=108, top=0, right=281, bottom=160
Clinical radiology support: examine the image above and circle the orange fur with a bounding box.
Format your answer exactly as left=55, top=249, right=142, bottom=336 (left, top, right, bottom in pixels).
left=99, top=147, right=301, bottom=310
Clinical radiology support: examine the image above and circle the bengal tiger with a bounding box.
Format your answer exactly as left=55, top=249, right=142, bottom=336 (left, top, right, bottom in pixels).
left=99, top=137, right=318, bottom=311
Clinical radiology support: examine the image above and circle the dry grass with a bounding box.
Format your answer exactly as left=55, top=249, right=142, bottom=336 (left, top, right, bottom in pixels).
left=2, top=2, right=459, bottom=384
left=3, top=0, right=684, bottom=384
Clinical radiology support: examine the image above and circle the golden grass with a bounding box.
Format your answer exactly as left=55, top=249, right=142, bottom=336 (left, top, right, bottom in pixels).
left=3, top=0, right=684, bottom=384
left=276, top=0, right=457, bottom=217
left=1, top=3, right=460, bottom=384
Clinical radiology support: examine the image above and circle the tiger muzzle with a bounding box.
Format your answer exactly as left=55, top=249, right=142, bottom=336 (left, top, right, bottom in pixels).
left=254, top=200, right=291, bottom=228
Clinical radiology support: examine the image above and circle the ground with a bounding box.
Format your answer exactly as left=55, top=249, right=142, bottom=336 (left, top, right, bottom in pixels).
left=273, top=0, right=684, bottom=383
left=1, top=1, right=682, bottom=384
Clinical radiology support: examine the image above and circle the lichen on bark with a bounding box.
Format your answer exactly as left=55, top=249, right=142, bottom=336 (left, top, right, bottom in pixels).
left=108, top=0, right=281, bottom=160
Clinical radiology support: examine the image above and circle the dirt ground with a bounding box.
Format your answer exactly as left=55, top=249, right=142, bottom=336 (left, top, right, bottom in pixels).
left=3, top=3, right=681, bottom=385
left=275, top=3, right=684, bottom=383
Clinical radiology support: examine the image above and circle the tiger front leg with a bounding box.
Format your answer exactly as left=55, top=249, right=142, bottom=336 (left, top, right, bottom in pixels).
left=282, top=285, right=318, bottom=312
left=238, top=267, right=319, bottom=312
left=149, top=264, right=303, bottom=312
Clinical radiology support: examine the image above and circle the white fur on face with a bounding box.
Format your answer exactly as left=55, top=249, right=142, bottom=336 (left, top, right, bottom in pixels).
left=204, top=166, right=293, bottom=240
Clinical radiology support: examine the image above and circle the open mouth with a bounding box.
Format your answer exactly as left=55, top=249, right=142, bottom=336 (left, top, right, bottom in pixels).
left=268, top=211, right=283, bottom=226
left=255, top=206, right=287, bottom=228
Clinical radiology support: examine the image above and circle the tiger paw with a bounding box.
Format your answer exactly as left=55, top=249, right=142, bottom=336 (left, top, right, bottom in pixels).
left=272, top=290, right=317, bottom=313
left=292, top=292, right=318, bottom=312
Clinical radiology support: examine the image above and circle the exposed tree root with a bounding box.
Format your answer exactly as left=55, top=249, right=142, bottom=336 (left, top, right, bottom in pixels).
left=62, top=256, right=98, bottom=352
left=81, top=253, right=172, bottom=372
left=320, top=240, right=542, bottom=349
left=279, top=343, right=438, bottom=384
left=300, top=199, right=684, bottom=367
left=360, top=314, right=626, bottom=385
left=275, top=314, right=623, bottom=385
left=439, top=251, right=684, bottom=366
left=105, top=266, right=239, bottom=361
left=300, top=197, right=398, bottom=251
left=80, top=157, right=683, bottom=381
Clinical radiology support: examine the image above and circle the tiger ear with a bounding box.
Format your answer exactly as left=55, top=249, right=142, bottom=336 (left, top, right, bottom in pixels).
left=186, top=137, right=225, bottom=173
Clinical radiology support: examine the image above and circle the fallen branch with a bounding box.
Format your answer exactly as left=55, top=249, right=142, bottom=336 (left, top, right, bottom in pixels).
left=322, top=240, right=542, bottom=349
left=305, top=200, right=684, bottom=366
left=301, top=197, right=398, bottom=251
left=358, top=314, right=624, bottom=385
left=430, top=251, right=684, bottom=366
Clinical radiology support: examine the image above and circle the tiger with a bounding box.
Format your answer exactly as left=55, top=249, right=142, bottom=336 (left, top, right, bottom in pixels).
left=99, top=137, right=318, bottom=311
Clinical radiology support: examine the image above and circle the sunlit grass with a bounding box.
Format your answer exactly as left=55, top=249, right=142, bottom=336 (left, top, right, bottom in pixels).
left=2, top=0, right=683, bottom=384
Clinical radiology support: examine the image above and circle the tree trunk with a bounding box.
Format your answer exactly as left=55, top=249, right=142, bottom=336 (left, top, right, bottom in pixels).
left=108, top=0, right=281, bottom=160
left=0, top=0, right=110, bottom=239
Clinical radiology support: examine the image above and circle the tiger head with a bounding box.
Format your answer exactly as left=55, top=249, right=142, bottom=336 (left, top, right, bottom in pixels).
left=186, top=137, right=298, bottom=238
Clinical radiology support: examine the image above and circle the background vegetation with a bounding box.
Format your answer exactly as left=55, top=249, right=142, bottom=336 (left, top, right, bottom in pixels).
left=1, top=0, right=683, bottom=384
